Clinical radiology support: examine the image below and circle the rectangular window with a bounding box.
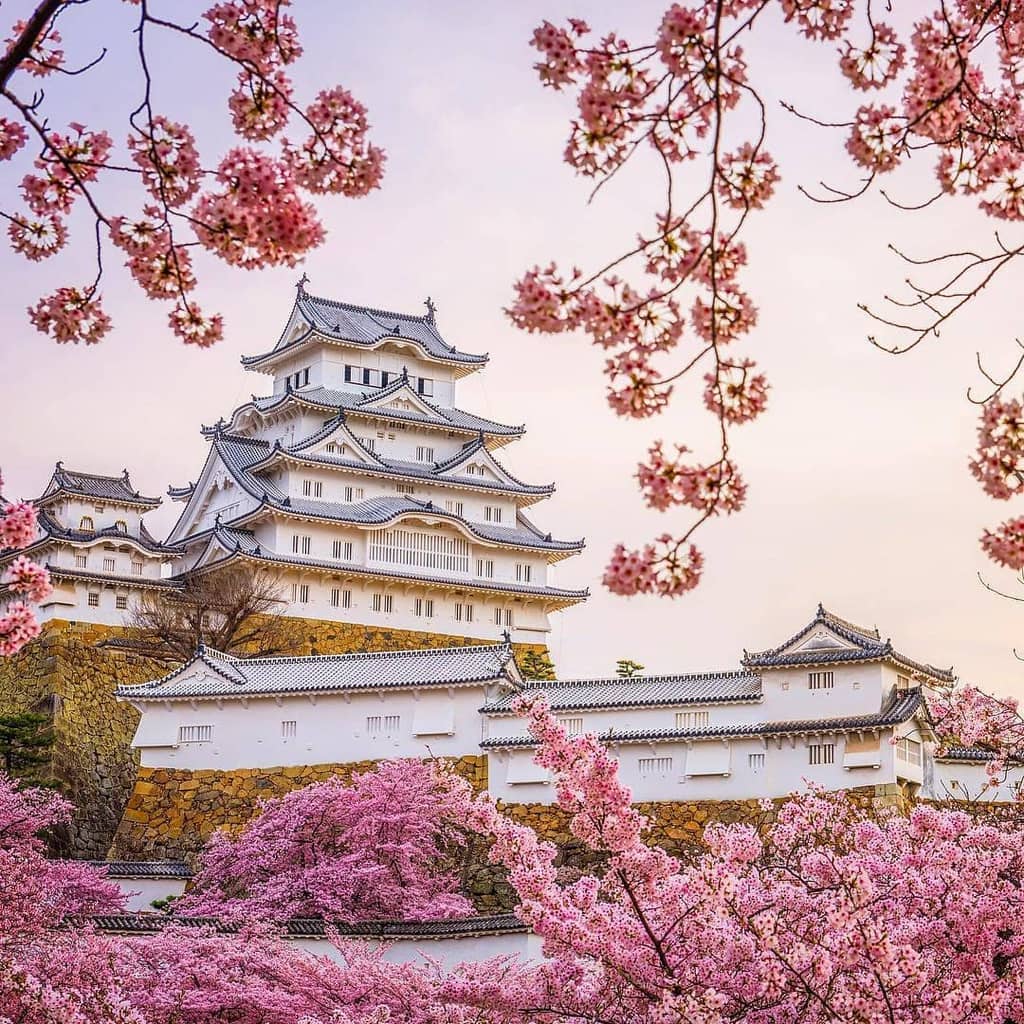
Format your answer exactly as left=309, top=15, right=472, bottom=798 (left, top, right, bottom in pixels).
left=367, top=715, right=401, bottom=735
left=131, top=560, right=143, bottom=576
left=638, top=756, right=673, bottom=777
left=454, top=602, right=474, bottom=623
left=493, top=607, right=513, bottom=627
left=675, top=711, right=710, bottom=729
left=416, top=445, right=435, bottom=462
left=332, top=540, right=353, bottom=560
left=301, top=480, right=323, bottom=497
left=396, top=483, right=416, bottom=494
left=558, top=717, right=584, bottom=736
left=178, top=725, right=213, bottom=744
left=808, top=743, right=835, bottom=766
left=476, top=558, right=494, bottom=578
left=343, top=486, right=365, bottom=502
left=748, top=752, right=766, bottom=772
left=371, top=593, right=394, bottom=614
left=344, top=364, right=360, bottom=383
left=281, top=720, right=297, bottom=739
left=368, top=527, right=470, bottom=573
left=115, top=595, right=128, bottom=610
left=330, top=587, right=352, bottom=609
left=298, top=584, right=310, bottom=603
left=466, top=465, right=483, bottom=476
left=418, top=377, right=434, bottom=397
left=895, top=737, right=923, bottom=765
left=445, top=499, right=464, bottom=517
left=515, top=563, right=532, bottom=583
left=292, top=535, right=312, bottom=555
left=75, top=554, right=87, bottom=568
left=808, top=671, right=834, bottom=690
left=363, top=368, right=382, bottom=388
left=103, top=557, right=116, bottom=572
left=87, top=592, right=99, bottom=606
left=896, top=674, right=910, bottom=691
left=413, top=598, right=434, bottom=618
left=484, top=505, right=502, bottom=523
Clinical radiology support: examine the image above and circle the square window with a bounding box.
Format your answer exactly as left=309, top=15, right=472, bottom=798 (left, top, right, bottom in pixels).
left=418, top=378, right=434, bottom=397
left=75, top=554, right=87, bottom=568
left=87, top=593, right=99, bottom=607
left=115, top=595, right=128, bottom=610
left=515, top=563, right=532, bottom=583
left=445, top=499, right=464, bottom=517
left=808, top=671, right=834, bottom=690
left=131, top=561, right=143, bottom=576
left=749, top=752, right=766, bottom=772
left=103, top=557, right=116, bottom=572
left=808, top=743, right=835, bottom=766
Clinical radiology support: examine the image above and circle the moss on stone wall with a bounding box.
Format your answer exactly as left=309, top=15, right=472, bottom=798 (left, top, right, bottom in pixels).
left=110, top=755, right=490, bottom=860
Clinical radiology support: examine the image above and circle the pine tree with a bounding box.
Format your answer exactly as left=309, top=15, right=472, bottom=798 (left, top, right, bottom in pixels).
left=0, top=713, right=55, bottom=786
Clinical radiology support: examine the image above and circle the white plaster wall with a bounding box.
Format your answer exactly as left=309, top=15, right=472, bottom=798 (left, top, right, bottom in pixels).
left=318, top=347, right=458, bottom=408
left=933, top=760, right=1024, bottom=802
left=486, top=731, right=900, bottom=804
left=757, top=663, right=888, bottom=718
left=56, top=498, right=147, bottom=535
left=130, top=683, right=492, bottom=770
left=284, top=929, right=536, bottom=967
left=107, top=877, right=188, bottom=911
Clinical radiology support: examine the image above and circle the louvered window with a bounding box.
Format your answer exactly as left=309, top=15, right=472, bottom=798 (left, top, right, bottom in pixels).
left=368, top=528, right=470, bottom=573
left=808, top=743, right=835, bottom=766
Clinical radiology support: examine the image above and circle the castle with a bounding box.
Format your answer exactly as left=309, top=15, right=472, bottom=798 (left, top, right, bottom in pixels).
left=1, top=286, right=1018, bottom=866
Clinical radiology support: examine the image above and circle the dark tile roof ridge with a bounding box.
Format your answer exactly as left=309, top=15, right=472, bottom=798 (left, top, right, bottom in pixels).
left=545, top=668, right=757, bottom=688
left=88, top=860, right=192, bottom=878
left=817, top=604, right=881, bottom=640
left=935, top=745, right=1000, bottom=762
left=36, top=465, right=162, bottom=507
left=43, top=565, right=180, bottom=588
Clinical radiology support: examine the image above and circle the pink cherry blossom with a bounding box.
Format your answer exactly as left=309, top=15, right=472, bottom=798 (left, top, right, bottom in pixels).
left=981, top=514, right=1024, bottom=569
left=4, top=20, right=64, bottom=76
left=704, top=359, right=769, bottom=423
left=128, top=118, right=202, bottom=206
left=168, top=301, right=225, bottom=348
left=228, top=69, right=292, bottom=141
left=970, top=396, right=1024, bottom=500
left=7, top=214, right=67, bottom=261
left=0, top=118, right=26, bottom=161
left=839, top=22, right=906, bottom=90
left=28, top=287, right=112, bottom=345
left=2, top=555, right=51, bottom=604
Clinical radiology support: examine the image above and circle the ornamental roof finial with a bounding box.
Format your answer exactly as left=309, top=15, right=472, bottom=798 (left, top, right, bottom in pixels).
left=401, top=366, right=409, bottom=382
left=502, top=629, right=512, bottom=645
left=296, top=272, right=309, bottom=293
left=424, top=296, right=436, bottom=323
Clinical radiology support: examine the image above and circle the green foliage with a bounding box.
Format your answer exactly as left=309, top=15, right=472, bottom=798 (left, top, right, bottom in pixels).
left=615, top=659, right=645, bottom=678
left=0, top=712, right=55, bottom=786
left=519, top=649, right=556, bottom=681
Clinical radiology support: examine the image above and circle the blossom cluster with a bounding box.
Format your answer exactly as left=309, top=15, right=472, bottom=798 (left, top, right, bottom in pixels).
left=1, top=0, right=384, bottom=349
left=0, top=477, right=50, bottom=657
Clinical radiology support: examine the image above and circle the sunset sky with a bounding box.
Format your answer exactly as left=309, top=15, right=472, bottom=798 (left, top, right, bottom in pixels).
left=3, top=0, right=1023, bottom=691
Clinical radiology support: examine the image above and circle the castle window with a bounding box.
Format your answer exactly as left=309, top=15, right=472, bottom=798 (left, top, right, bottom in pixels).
left=330, top=587, right=352, bottom=609
left=414, top=598, right=434, bottom=618
left=281, top=720, right=297, bottom=739
left=343, top=486, right=365, bottom=502
left=396, top=483, right=415, bottom=494
left=445, top=499, right=464, bottom=517
left=114, top=520, right=127, bottom=533
left=675, top=711, right=710, bottom=730
left=895, top=737, right=923, bottom=765
left=494, top=607, right=513, bottom=627
left=363, top=368, right=382, bottom=388
left=558, top=717, right=584, bottom=736
left=79, top=516, right=94, bottom=530
left=103, top=557, right=116, bottom=572
left=325, top=442, right=338, bottom=454
left=476, top=558, right=494, bottom=578
left=454, top=602, right=474, bottom=623
left=131, top=560, right=144, bottom=575
left=75, top=554, right=87, bottom=568
left=115, top=595, right=128, bottom=610
left=808, top=743, right=835, bottom=766
left=302, top=480, right=323, bottom=498
left=366, top=715, right=400, bottom=735
left=344, top=365, right=361, bottom=384
left=87, top=592, right=100, bottom=607
left=332, top=540, right=353, bottom=560
left=416, top=445, right=435, bottom=462
left=896, top=674, right=911, bottom=691
left=369, top=527, right=470, bottom=574
left=515, top=563, right=532, bottom=583
left=638, top=756, right=673, bottom=777
left=298, top=584, right=310, bottom=603
left=417, top=377, right=434, bottom=397
left=748, top=752, right=766, bottom=772
left=808, top=671, right=834, bottom=690
left=292, top=535, right=312, bottom=555
left=484, top=505, right=502, bottom=523
left=371, top=593, right=394, bottom=614
left=359, top=436, right=376, bottom=453
left=178, top=725, right=213, bottom=745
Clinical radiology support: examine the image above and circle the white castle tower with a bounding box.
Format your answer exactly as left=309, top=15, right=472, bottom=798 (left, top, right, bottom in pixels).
left=2, top=464, right=178, bottom=624
left=165, top=285, right=588, bottom=645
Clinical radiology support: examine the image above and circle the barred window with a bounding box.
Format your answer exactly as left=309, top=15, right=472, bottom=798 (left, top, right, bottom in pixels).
left=476, top=558, right=494, bottom=578
left=131, top=560, right=143, bottom=575
left=558, top=717, right=584, bottom=736
left=515, top=563, right=532, bottom=583
left=454, top=602, right=474, bottom=623
left=178, top=725, right=212, bottom=744
left=808, top=671, right=834, bottom=690
left=103, top=557, right=116, bottom=572
left=371, top=593, right=394, bottom=614
left=675, top=711, right=710, bottom=729
left=748, top=752, right=766, bottom=772
left=638, top=756, right=673, bottom=776
left=87, top=592, right=99, bottom=607
left=281, top=721, right=297, bottom=739
left=445, top=499, right=464, bottom=516
left=115, top=595, right=128, bottom=610
left=808, top=743, right=835, bottom=766
left=368, top=527, right=470, bottom=573
left=75, top=554, right=88, bottom=568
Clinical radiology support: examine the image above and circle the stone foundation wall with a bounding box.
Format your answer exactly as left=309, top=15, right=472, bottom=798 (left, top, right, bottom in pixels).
left=0, top=620, right=163, bottom=856
left=110, top=755, right=490, bottom=860
left=0, top=615, right=546, bottom=858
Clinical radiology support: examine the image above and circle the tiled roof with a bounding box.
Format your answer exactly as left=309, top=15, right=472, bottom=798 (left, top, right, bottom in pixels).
left=742, top=604, right=955, bottom=683
left=89, top=913, right=526, bottom=938
left=482, top=670, right=761, bottom=714
left=241, top=290, right=489, bottom=369
left=209, top=436, right=582, bottom=555
left=935, top=745, right=1000, bottom=763
left=24, top=510, right=180, bottom=556
left=218, top=380, right=524, bottom=439
left=41, top=565, right=180, bottom=590
left=482, top=689, right=926, bottom=748
left=193, top=525, right=588, bottom=605
left=116, top=640, right=519, bottom=701
left=88, top=861, right=192, bottom=878
left=34, top=463, right=161, bottom=508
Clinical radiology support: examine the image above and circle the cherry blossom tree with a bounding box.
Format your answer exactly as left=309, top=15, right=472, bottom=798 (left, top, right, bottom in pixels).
left=451, top=699, right=1024, bottom=1023
left=0, top=475, right=51, bottom=657
left=176, top=758, right=476, bottom=922
left=0, top=0, right=383, bottom=349
left=513, top=3, right=1024, bottom=596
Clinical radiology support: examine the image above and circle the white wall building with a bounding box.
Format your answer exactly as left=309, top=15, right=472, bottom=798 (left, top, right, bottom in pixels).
left=164, top=286, right=587, bottom=645
left=118, top=606, right=1021, bottom=803
left=0, top=464, right=178, bottom=624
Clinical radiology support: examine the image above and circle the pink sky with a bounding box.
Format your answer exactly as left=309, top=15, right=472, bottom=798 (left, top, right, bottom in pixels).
left=2, top=1, right=1023, bottom=691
